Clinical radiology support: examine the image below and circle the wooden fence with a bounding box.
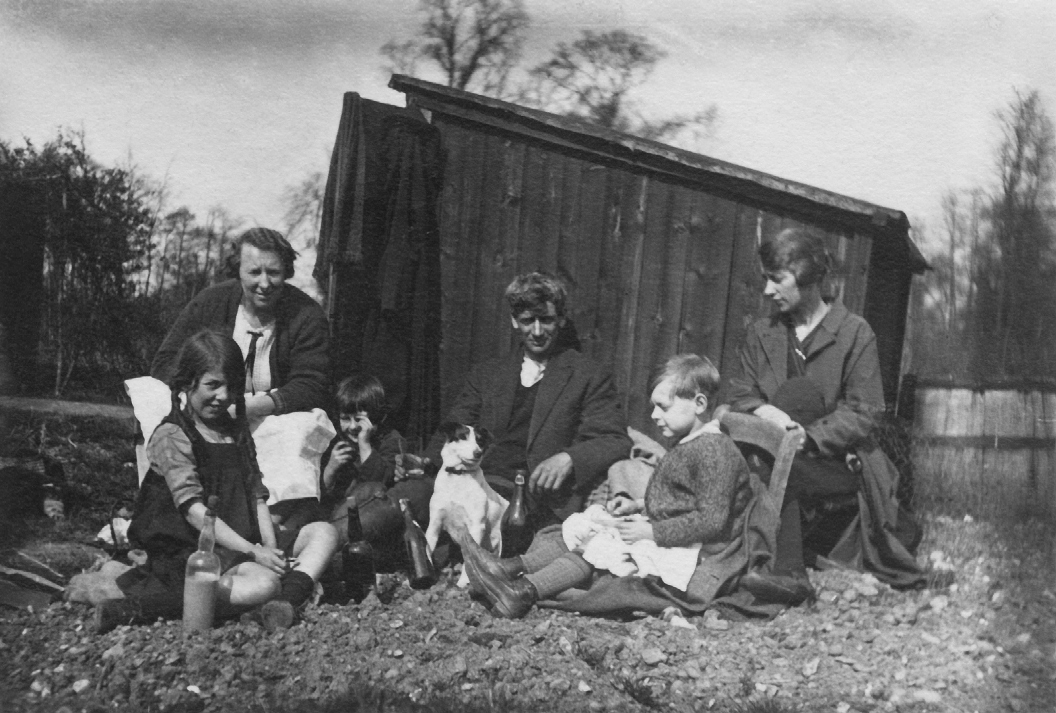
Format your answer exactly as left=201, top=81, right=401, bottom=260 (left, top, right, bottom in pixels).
left=912, top=380, right=1056, bottom=519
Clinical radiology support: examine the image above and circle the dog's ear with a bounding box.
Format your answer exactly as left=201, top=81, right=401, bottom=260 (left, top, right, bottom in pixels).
left=473, top=425, right=493, bottom=452
left=438, top=421, right=465, bottom=442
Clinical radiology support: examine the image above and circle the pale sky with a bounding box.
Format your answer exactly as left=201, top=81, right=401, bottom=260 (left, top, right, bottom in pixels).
left=3, top=0, right=1054, bottom=260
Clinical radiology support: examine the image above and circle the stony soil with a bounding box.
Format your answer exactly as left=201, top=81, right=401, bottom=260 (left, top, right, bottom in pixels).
left=2, top=514, right=1055, bottom=713
left=2, top=413, right=1054, bottom=712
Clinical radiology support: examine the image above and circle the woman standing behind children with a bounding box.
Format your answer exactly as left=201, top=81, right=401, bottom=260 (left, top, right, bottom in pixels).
left=322, top=376, right=432, bottom=559
left=462, top=354, right=755, bottom=618
left=96, top=330, right=338, bottom=634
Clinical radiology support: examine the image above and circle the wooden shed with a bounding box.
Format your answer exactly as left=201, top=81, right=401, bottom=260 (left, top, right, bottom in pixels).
left=320, top=76, right=927, bottom=440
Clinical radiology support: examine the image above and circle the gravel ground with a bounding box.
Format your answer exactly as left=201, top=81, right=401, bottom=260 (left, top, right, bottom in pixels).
left=2, top=515, right=1054, bottom=713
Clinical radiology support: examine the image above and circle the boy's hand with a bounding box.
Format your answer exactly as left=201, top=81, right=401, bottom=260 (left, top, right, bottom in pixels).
left=606, top=495, right=640, bottom=517
left=394, top=453, right=428, bottom=482
left=352, top=413, right=375, bottom=450
left=613, top=519, right=654, bottom=544
left=323, top=441, right=356, bottom=487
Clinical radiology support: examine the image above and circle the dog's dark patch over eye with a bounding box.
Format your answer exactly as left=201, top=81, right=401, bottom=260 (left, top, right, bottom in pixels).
left=438, top=421, right=473, bottom=442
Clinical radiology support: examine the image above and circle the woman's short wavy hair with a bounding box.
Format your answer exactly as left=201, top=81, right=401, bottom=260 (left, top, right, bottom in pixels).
left=225, top=227, right=298, bottom=279
left=504, top=271, right=568, bottom=317
left=758, top=228, right=837, bottom=300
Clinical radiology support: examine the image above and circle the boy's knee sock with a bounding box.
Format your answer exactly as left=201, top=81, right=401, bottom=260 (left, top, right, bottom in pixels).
left=525, top=552, right=593, bottom=600
left=278, top=570, right=315, bottom=608
left=520, top=526, right=571, bottom=573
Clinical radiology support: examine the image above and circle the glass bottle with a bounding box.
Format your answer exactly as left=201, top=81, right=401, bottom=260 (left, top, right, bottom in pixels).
left=500, top=469, right=530, bottom=556
left=342, top=496, right=376, bottom=603
left=399, top=498, right=436, bottom=589
left=183, top=495, right=221, bottom=633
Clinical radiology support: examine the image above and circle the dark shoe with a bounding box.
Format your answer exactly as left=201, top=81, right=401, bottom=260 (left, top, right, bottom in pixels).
left=93, top=598, right=140, bottom=635
left=260, top=600, right=295, bottom=632
left=460, top=534, right=525, bottom=580
left=461, top=541, right=536, bottom=619
left=740, top=570, right=816, bottom=606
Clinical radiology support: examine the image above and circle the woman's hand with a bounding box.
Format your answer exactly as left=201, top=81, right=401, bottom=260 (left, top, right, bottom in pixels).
left=606, top=495, right=641, bottom=517
left=612, top=519, right=654, bottom=544
left=323, top=441, right=356, bottom=488
left=250, top=543, right=288, bottom=575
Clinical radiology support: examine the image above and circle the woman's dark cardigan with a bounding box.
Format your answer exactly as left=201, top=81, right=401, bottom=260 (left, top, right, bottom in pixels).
left=151, top=279, right=331, bottom=414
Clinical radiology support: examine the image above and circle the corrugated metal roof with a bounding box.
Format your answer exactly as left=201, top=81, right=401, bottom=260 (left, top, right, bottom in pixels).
left=389, top=74, right=927, bottom=272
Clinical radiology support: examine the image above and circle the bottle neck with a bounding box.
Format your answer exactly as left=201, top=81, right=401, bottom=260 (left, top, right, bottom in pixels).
left=198, top=511, right=216, bottom=553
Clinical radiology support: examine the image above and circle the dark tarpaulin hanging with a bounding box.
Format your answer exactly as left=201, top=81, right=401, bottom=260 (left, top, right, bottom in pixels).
left=315, top=92, right=444, bottom=445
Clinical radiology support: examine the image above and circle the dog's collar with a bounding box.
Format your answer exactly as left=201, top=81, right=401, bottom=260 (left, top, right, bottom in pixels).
left=445, top=467, right=478, bottom=475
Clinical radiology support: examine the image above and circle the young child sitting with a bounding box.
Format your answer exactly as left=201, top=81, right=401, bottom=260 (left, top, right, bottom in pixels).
left=322, top=375, right=432, bottom=561
left=462, top=354, right=754, bottom=618
left=96, top=330, right=338, bottom=633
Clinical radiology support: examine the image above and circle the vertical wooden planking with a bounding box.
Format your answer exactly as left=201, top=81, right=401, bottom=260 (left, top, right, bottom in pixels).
left=677, top=192, right=726, bottom=364
left=591, top=168, right=629, bottom=368
left=690, top=195, right=740, bottom=372
left=433, top=120, right=472, bottom=415
left=1043, top=392, right=1056, bottom=518
left=612, top=173, right=650, bottom=402
left=539, top=151, right=567, bottom=272
left=840, top=229, right=872, bottom=314
left=556, top=156, right=584, bottom=307
left=469, top=133, right=506, bottom=362
left=494, top=139, right=528, bottom=357
left=517, top=145, right=550, bottom=274
left=571, top=163, right=608, bottom=357
left=655, top=185, right=693, bottom=362
left=719, top=204, right=764, bottom=384
left=626, top=180, right=675, bottom=431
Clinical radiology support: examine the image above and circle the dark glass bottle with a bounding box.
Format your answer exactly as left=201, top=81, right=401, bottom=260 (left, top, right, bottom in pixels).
left=501, top=470, right=531, bottom=556
left=342, top=497, right=376, bottom=603
left=399, top=498, right=436, bottom=589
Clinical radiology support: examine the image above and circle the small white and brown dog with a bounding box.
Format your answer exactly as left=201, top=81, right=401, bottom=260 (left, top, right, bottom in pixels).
left=425, top=422, right=508, bottom=585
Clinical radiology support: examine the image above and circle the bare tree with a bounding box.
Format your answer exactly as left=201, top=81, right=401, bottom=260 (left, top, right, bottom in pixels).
left=381, top=0, right=529, bottom=96
left=970, top=88, right=1056, bottom=378
left=282, top=170, right=325, bottom=249
left=520, top=29, right=717, bottom=145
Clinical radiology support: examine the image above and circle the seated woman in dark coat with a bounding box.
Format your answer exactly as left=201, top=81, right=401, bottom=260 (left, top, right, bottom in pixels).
left=151, top=227, right=330, bottom=420
left=723, top=228, right=923, bottom=600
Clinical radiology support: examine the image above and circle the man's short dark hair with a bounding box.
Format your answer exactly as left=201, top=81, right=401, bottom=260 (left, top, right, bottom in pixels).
left=504, top=272, right=567, bottom=316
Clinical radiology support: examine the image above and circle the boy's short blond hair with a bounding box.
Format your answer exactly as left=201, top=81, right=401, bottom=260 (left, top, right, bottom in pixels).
left=650, top=354, right=720, bottom=400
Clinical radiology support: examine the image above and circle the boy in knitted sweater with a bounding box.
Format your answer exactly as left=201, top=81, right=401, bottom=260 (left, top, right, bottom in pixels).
left=463, top=354, right=753, bottom=618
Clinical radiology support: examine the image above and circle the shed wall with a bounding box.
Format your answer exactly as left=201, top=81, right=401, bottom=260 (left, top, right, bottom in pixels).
left=431, top=116, right=886, bottom=438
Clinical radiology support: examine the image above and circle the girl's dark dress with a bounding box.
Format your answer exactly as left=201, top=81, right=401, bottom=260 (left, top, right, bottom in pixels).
left=117, top=402, right=269, bottom=615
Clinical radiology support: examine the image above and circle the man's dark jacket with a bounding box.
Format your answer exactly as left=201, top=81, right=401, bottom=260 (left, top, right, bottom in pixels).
left=426, top=347, right=632, bottom=520
left=151, top=279, right=331, bottom=415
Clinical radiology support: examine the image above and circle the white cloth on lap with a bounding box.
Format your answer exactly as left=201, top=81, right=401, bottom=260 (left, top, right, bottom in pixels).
left=561, top=504, right=701, bottom=592
left=124, top=376, right=335, bottom=503
left=250, top=409, right=334, bottom=504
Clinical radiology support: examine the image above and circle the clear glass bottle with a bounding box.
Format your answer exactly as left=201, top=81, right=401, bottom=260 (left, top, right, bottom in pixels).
left=183, top=495, right=221, bottom=633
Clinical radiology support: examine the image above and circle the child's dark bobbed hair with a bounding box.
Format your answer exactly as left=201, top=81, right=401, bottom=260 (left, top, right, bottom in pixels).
left=335, top=374, right=389, bottom=424
left=170, top=329, right=246, bottom=400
